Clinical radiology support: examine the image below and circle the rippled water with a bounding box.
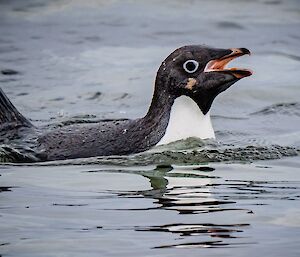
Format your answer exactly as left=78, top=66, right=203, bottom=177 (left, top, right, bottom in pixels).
left=0, top=0, right=300, bottom=256
left=1, top=159, right=300, bottom=256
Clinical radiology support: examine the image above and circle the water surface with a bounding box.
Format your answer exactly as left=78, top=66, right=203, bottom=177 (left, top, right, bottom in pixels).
left=1, top=158, right=300, bottom=256
left=0, top=0, right=300, bottom=256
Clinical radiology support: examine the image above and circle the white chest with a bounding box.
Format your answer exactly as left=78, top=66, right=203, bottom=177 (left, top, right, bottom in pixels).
left=156, top=96, right=215, bottom=146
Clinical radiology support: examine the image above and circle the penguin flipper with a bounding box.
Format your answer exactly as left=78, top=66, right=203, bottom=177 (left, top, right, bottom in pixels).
left=0, top=88, right=33, bottom=129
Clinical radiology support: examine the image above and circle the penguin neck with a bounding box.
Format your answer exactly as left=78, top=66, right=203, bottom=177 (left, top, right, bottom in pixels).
left=156, top=95, right=215, bottom=146
left=142, top=74, right=215, bottom=146
left=144, top=77, right=175, bottom=124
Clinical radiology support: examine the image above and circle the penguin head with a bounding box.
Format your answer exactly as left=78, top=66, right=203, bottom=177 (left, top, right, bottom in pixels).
left=157, top=45, right=252, bottom=114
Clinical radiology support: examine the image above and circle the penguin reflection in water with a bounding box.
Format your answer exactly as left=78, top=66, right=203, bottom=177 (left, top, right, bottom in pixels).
left=0, top=45, right=252, bottom=162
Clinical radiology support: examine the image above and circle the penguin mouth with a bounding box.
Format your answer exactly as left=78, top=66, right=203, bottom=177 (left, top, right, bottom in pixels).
left=204, top=48, right=252, bottom=79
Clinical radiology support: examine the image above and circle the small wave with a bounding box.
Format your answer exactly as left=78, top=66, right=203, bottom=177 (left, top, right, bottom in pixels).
left=211, top=115, right=248, bottom=120
left=216, top=21, right=245, bottom=30
left=257, top=51, right=300, bottom=62
left=251, top=102, right=300, bottom=116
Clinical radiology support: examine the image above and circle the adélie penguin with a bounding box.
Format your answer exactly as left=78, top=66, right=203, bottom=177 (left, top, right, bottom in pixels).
left=0, top=45, right=252, bottom=162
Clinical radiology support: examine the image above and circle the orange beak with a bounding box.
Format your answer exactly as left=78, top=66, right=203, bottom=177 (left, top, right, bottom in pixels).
left=204, top=48, right=253, bottom=79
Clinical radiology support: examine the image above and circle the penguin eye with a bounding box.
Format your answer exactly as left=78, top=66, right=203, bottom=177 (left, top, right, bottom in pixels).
left=183, top=60, right=199, bottom=73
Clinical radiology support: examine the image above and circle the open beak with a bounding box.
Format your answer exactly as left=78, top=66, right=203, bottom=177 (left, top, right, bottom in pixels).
left=204, top=48, right=253, bottom=79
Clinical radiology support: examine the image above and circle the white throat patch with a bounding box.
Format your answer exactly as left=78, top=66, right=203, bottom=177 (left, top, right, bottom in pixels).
left=156, top=96, right=215, bottom=146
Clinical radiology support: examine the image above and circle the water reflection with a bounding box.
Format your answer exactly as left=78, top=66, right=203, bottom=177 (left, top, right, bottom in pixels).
left=118, top=222, right=252, bottom=249
left=101, top=223, right=252, bottom=249
left=82, top=165, right=300, bottom=249
left=1, top=163, right=300, bottom=253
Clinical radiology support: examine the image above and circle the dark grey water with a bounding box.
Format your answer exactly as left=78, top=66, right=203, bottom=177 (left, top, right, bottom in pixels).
left=0, top=0, right=300, bottom=256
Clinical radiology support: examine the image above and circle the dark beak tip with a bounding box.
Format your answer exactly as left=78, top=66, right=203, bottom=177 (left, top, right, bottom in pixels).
left=240, top=48, right=251, bottom=55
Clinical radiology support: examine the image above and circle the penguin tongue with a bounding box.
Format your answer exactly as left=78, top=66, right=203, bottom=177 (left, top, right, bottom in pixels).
left=204, top=48, right=253, bottom=78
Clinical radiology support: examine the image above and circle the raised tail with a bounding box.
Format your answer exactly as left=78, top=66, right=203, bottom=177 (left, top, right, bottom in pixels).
left=0, top=88, right=33, bottom=129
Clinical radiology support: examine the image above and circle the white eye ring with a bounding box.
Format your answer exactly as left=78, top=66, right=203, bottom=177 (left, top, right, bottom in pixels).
left=183, top=60, right=199, bottom=73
